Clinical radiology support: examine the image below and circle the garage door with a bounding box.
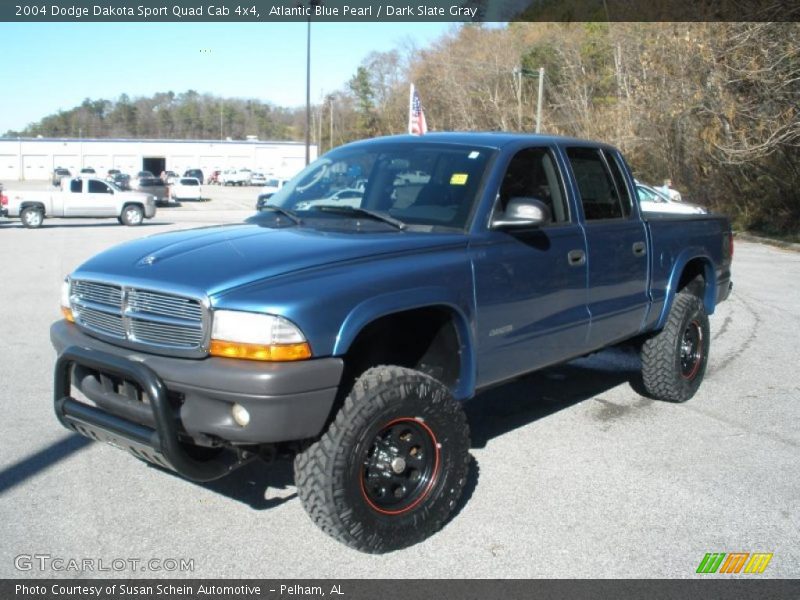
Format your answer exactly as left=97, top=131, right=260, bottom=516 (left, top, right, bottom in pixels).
left=83, top=155, right=111, bottom=173
left=23, top=155, right=48, bottom=181
left=0, top=154, right=19, bottom=180
left=113, top=155, right=138, bottom=173
left=199, top=156, right=224, bottom=174
left=54, top=154, right=79, bottom=174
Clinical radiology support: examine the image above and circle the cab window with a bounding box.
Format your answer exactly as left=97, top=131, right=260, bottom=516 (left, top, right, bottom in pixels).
left=88, top=180, right=111, bottom=194
left=495, top=147, right=569, bottom=224
left=566, top=147, right=626, bottom=220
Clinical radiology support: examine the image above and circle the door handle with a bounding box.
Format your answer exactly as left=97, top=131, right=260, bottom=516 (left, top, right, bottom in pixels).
left=632, top=241, right=647, bottom=257
left=567, top=249, right=586, bottom=266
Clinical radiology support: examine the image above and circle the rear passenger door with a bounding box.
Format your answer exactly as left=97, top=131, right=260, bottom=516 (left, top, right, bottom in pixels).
left=564, top=147, right=649, bottom=348
left=472, top=146, right=590, bottom=387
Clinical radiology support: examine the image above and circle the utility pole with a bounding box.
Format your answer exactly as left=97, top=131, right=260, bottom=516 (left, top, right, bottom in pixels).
left=516, top=67, right=523, bottom=131
left=219, top=102, right=223, bottom=139
left=536, top=67, right=545, bottom=133
left=329, top=97, right=334, bottom=151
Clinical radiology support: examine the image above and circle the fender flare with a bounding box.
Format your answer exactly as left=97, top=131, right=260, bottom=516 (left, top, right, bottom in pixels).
left=333, top=287, right=477, bottom=401
left=656, top=248, right=717, bottom=330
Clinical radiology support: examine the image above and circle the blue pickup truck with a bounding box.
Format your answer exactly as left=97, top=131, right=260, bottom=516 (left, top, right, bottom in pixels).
left=51, top=133, right=733, bottom=553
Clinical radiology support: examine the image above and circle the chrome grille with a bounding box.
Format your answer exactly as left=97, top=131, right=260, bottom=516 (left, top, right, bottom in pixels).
left=72, top=280, right=122, bottom=306
left=78, top=306, right=126, bottom=338
left=128, top=290, right=203, bottom=322
left=129, top=318, right=204, bottom=347
left=70, top=279, right=206, bottom=355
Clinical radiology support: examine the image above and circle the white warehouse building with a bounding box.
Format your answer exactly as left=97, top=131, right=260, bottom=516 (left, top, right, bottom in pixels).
left=0, top=137, right=318, bottom=181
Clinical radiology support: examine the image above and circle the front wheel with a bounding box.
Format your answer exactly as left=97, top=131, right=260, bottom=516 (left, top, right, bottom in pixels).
left=640, top=292, right=710, bottom=402
left=20, top=206, right=44, bottom=228
left=120, top=204, right=144, bottom=226
left=294, top=366, right=470, bottom=553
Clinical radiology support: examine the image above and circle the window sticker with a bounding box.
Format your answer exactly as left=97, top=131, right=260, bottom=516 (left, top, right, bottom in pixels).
left=450, top=173, right=469, bottom=185
left=468, top=151, right=480, bottom=159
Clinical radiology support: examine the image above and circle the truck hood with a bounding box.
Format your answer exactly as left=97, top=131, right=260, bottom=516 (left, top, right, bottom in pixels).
left=72, top=223, right=467, bottom=300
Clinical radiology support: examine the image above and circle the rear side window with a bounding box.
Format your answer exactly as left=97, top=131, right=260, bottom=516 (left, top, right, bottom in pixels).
left=603, top=150, right=633, bottom=217
left=566, top=147, right=626, bottom=221
left=70, top=179, right=82, bottom=193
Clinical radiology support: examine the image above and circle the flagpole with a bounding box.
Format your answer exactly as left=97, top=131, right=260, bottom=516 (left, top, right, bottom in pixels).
left=408, top=83, right=414, bottom=135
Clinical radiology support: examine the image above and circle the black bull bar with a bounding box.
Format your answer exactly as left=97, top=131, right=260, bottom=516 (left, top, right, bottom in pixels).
left=54, top=345, right=247, bottom=482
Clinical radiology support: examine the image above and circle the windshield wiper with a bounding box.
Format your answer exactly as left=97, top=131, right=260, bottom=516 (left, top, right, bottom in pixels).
left=259, top=205, right=302, bottom=225
left=310, top=205, right=406, bottom=230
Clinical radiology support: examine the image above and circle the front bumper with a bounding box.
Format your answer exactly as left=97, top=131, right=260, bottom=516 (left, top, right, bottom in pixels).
left=51, top=321, right=343, bottom=477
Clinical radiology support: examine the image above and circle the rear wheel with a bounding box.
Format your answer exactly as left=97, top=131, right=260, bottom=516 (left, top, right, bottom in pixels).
left=640, top=292, right=710, bottom=402
left=294, top=366, right=470, bottom=553
left=20, top=206, right=44, bottom=228
left=120, top=204, right=144, bottom=226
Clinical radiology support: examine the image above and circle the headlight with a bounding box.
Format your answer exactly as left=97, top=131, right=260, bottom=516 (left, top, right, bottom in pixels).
left=60, top=278, right=74, bottom=322
left=209, top=310, right=311, bottom=361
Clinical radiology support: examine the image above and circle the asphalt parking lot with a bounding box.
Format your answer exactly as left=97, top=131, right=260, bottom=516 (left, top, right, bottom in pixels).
left=0, top=185, right=798, bottom=578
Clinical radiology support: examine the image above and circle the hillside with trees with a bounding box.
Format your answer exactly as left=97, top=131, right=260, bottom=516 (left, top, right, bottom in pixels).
left=7, top=22, right=798, bottom=236
left=4, top=91, right=303, bottom=141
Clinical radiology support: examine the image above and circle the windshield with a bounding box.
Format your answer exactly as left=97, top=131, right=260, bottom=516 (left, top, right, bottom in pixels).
left=267, top=142, right=495, bottom=231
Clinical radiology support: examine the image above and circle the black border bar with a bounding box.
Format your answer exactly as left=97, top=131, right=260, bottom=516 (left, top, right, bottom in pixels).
left=3, top=579, right=800, bottom=600
left=3, top=0, right=800, bottom=22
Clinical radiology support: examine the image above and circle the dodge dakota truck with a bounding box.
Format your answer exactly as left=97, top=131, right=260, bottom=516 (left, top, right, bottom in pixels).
left=4, top=177, right=157, bottom=228
left=51, top=133, right=733, bottom=553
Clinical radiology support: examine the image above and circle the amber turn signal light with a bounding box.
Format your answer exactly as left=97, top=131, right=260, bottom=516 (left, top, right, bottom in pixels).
left=209, top=339, right=311, bottom=362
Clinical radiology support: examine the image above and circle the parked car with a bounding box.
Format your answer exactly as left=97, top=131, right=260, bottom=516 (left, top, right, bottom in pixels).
left=130, top=171, right=155, bottom=190
left=255, top=177, right=290, bottom=210
left=3, top=176, right=156, bottom=227
left=78, top=167, right=96, bottom=178
left=207, top=170, right=221, bottom=185
left=250, top=171, right=268, bottom=186
left=110, top=173, right=131, bottom=191
left=50, top=132, right=733, bottom=553
left=636, top=182, right=705, bottom=215
left=221, top=168, right=251, bottom=186
left=133, top=176, right=170, bottom=206
left=106, top=169, right=121, bottom=180
left=162, top=170, right=180, bottom=184
left=171, top=177, right=203, bottom=201
left=183, top=169, right=204, bottom=184
left=52, top=168, right=71, bottom=187
left=294, top=188, right=364, bottom=211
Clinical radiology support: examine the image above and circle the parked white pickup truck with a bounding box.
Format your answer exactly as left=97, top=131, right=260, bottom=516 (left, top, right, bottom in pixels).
left=3, top=177, right=157, bottom=228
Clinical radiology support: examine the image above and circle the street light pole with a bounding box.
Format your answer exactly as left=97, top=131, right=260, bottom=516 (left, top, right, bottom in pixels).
left=303, top=1, right=322, bottom=165
left=305, top=15, right=311, bottom=165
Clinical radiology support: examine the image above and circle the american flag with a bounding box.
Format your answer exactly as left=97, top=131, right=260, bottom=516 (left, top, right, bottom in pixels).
left=408, top=84, right=428, bottom=136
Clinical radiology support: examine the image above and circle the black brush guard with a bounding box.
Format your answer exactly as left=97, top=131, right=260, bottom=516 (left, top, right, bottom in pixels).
left=54, top=345, right=247, bottom=482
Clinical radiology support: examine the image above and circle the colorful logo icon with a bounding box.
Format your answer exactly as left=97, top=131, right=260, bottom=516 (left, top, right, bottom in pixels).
left=696, top=552, right=773, bottom=574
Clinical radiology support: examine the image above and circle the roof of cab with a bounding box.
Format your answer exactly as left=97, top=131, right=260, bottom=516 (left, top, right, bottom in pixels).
left=336, top=131, right=614, bottom=151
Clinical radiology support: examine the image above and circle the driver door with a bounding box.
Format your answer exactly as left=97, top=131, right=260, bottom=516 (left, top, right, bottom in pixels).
left=472, top=146, right=590, bottom=388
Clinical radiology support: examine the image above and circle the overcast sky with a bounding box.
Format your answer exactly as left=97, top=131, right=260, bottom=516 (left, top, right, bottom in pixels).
left=0, top=22, right=455, bottom=133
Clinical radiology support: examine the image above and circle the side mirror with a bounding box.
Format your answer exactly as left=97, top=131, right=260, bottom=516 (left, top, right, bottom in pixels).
left=491, top=197, right=551, bottom=229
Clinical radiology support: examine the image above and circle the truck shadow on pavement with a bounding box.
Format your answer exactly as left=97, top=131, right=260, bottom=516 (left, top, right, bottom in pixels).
left=448, top=345, right=644, bottom=521
left=0, top=348, right=644, bottom=517
left=465, top=346, right=643, bottom=448
left=194, top=457, right=297, bottom=510
left=187, top=346, right=645, bottom=515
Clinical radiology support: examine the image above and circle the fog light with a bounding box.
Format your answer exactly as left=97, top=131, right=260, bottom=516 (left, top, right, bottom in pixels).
left=231, top=403, right=250, bottom=427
